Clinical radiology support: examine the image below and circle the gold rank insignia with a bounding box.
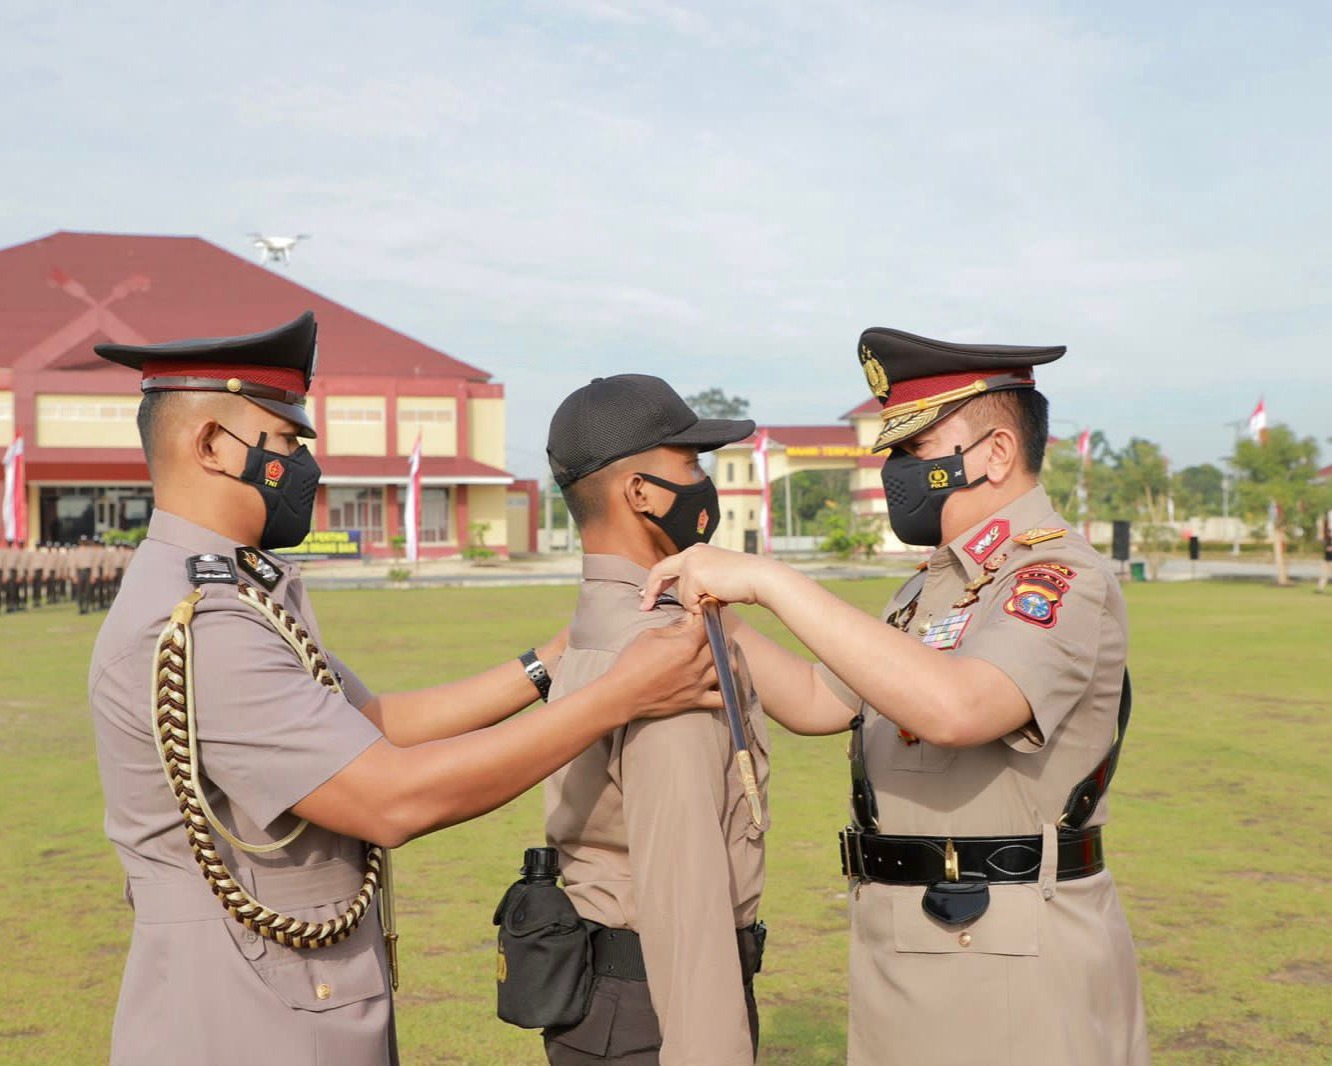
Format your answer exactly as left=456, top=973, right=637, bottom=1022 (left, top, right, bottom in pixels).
left=1012, top=527, right=1067, bottom=546
left=859, top=344, right=891, bottom=402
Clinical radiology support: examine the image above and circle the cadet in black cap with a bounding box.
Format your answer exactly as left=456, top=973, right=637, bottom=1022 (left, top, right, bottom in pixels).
left=537, top=375, right=766, bottom=1065
left=87, top=317, right=721, bottom=1065
left=640, top=328, right=1148, bottom=1066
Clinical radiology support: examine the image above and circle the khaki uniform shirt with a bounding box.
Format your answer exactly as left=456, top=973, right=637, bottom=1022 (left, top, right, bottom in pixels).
left=89, top=511, right=394, bottom=1066
left=821, top=487, right=1148, bottom=1066
left=545, top=555, right=770, bottom=1065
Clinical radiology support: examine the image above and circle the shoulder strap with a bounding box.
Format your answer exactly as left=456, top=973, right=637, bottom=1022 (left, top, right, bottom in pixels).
left=1060, top=669, right=1132, bottom=830
left=849, top=570, right=929, bottom=832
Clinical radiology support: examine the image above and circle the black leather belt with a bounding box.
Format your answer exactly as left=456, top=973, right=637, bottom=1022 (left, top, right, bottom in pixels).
left=587, top=921, right=766, bottom=983
left=840, top=826, right=1103, bottom=885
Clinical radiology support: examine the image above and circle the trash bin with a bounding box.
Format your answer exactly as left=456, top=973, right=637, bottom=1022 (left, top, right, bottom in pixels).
left=1129, top=561, right=1146, bottom=582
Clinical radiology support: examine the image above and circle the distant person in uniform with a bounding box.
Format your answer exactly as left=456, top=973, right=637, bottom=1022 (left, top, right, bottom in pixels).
left=0, top=541, right=14, bottom=612
left=88, top=313, right=720, bottom=1066
left=74, top=536, right=93, bottom=614
left=539, top=376, right=768, bottom=1065
left=642, top=328, right=1149, bottom=1066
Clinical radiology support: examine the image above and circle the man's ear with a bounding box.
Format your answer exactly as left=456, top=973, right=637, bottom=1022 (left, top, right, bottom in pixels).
left=984, top=426, right=1021, bottom=484
left=622, top=472, right=654, bottom=515
left=194, top=421, right=231, bottom=473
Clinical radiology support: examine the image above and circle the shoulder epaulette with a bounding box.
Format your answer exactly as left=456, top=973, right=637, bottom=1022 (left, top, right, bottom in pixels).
left=1013, top=527, right=1067, bottom=547
left=185, top=554, right=238, bottom=585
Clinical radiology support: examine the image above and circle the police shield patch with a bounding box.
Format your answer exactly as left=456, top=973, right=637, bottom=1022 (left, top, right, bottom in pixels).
left=1002, top=564, right=1077, bottom=628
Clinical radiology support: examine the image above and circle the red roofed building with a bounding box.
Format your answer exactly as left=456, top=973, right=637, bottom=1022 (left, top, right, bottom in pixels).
left=0, top=231, right=536, bottom=557
left=712, top=400, right=917, bottom=554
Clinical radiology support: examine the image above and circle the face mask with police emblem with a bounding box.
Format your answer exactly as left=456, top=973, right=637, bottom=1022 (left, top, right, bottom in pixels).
left=636, top=472, right=720, bottom=552
left=880, top=430, right=994, bottom=547
left=220, top=427, right=322, bottom=550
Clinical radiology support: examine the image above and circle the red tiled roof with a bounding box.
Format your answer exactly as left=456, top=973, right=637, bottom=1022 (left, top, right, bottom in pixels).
left=840, top=397, right=880, bottom=420
left=0, top=231, right=490, bottom=381
left=760, top=424, right=857, bottom=448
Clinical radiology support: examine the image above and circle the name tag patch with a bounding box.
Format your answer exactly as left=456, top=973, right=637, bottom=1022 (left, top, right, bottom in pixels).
left=920, top=613, right=972, bottom=650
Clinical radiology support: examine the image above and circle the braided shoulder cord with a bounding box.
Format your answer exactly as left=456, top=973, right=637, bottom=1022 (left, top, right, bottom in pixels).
left=152, top=583, right=385, bottom=952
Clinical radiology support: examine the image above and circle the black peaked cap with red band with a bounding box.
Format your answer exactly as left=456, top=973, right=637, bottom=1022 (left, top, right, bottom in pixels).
left=95, top=311, right=319, bottom=437
left=857, top=327, right=1065, bottom=453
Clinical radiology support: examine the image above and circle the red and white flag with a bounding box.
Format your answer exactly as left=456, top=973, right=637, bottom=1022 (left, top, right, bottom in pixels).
left=1076, top=428, right=1091, bottom=465
left=1248, top=398, right=1268, bottom=442
left=753, top=428, right=772, bottom=554
left=404, top=432, right=422, bottom=562
left=3, top=433, right=25, bottom=545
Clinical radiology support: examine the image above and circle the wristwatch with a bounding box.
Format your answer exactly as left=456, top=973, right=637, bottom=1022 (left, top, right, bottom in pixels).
left=519, top=648, right=552, bottom=702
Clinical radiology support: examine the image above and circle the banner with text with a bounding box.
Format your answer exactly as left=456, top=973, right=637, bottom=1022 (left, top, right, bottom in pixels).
left=273, top=530, right=363, bottom=560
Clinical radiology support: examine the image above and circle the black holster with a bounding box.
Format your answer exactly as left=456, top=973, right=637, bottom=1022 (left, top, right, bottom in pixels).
left=493, top=877, right=592, bottom=1029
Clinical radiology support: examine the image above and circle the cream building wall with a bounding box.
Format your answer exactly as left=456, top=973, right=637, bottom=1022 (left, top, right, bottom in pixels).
left=325, top=395, right=386, bottom=456
left=468, top=397, right=505, bottom=470
left=35, top=394, right=140, bottom=448
left=396, top=396, right=458, bottom=456
left=0, top=390, right=13, bottom=444
left=467, top=485, right=508, bottom=551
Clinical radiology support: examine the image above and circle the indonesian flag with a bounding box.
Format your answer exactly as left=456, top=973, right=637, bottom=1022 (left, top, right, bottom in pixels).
left=753, top=428, right=772, bottom=554
left=1248, top=398, right=1268, bottom=442
left=3, top=434, right=25, bottom=545
left=404, top=432, right=422, bottom=562
left=1076, top=428, right=1091, bottom=465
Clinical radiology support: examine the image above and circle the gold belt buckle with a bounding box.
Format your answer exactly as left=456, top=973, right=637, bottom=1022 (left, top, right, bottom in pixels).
left=944, top=838, right=960, bottom=883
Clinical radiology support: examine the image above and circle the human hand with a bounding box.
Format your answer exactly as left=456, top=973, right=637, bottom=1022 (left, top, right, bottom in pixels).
left=609, top=614, right=723, bottom=718
left=638, top=544, right=775, bottom=613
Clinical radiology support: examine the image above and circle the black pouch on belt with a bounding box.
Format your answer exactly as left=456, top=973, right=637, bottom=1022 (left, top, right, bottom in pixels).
left=922, top=874, right=990, bottom=926
left=493, top=847, right=592, bottom=1029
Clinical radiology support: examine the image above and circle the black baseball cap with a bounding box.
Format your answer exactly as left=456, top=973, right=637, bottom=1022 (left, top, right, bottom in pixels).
left=548, top=374, right=755, bottom=488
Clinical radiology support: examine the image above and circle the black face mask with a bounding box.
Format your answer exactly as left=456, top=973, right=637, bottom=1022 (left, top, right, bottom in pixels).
left=880, top=430, right=994, bottom=547
left=636, top=472, right=720, bottom=552
left=220, top=427, right=322, bottom=550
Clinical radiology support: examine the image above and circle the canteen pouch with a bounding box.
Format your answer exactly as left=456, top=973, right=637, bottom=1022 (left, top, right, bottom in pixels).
left=493, top=878, right=592, bottom=1028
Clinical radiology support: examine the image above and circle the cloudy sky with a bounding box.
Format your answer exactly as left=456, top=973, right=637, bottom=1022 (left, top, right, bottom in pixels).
left=4, top=1, right=1327, bottom=479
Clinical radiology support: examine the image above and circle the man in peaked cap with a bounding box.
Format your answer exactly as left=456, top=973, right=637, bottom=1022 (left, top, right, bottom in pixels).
left=641, top=329, right=1149, bottom=1065
left=88, top=316, right=721, bottom=1065
left=538, top=375, right=768, bottom=1065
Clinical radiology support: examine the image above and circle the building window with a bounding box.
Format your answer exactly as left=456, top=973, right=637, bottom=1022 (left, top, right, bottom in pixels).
left=748, top=462, right=754, bottom=482
left=726, top=462, right=735, bottom=483
left=327, top=487, right=385, bottom=544
left=726, top=510, right=735, bottom=522
left=326, top=407, right=384, bottom=423
left=399, top=406, right=454, bottom=425
left=396, top=487, right=451, bottom=544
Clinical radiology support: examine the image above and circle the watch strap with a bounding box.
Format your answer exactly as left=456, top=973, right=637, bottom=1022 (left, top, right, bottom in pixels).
left=519, top=648, right=552, bottom=702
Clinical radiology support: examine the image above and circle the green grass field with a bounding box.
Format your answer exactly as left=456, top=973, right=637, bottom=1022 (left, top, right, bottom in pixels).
left=2, top=580, right=1329, bottom=1064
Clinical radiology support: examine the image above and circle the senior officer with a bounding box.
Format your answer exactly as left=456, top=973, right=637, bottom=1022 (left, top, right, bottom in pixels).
left=88, top=313, right=721, bottom=1066
left=641, top=328, right=1149, bottom=1066
left=540, top=376, right=768, bottom=1065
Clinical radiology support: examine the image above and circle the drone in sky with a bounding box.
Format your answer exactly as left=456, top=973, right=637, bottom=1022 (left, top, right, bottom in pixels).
left=248, top=233, right=311, bottom=265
